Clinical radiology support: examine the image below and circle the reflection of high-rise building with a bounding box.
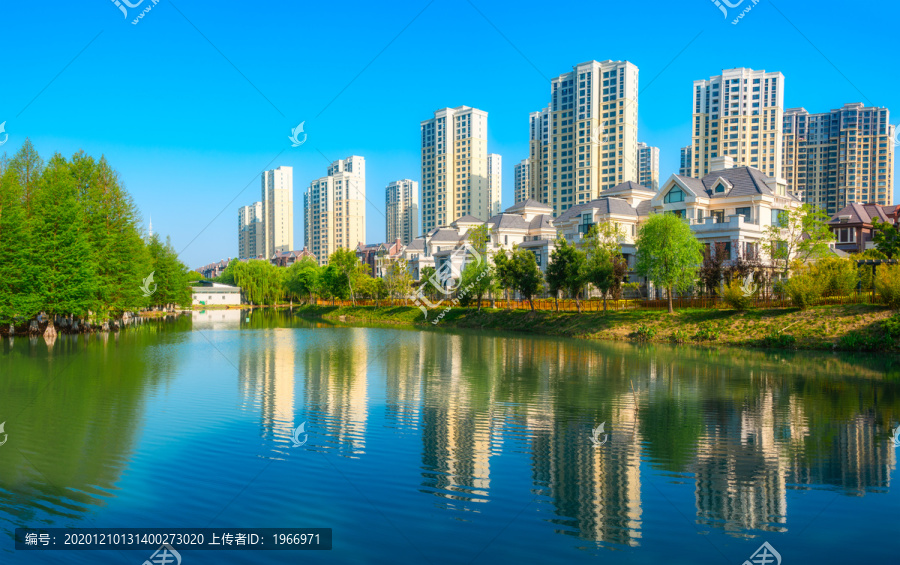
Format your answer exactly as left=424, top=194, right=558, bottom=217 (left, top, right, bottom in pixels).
left=238, top=328, right=296, bottom=438
left=693, top=390, right=788, bottom=534
left=302, top=328, right=369, bottom=455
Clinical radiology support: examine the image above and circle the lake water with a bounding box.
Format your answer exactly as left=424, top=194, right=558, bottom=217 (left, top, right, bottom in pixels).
left=1, top=309, right=899, bottom=564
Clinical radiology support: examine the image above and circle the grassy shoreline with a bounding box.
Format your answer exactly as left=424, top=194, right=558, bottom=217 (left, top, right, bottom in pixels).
left=294, top=303, right=900, bottom=352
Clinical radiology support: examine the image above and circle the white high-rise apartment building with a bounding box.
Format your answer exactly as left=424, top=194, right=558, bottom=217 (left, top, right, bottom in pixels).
left=637, top=142, right=660, bottom=190
left=535, top=60, right=640, bottom=217
left=238, top=201, right=264, bottom=259
left=783, top=103, right=894, bottom=215
left=488, top=153, right=502, bottom=215
left=528, top=106, right=550, bottom=203
left=386, top=179, right=419, bottom=245
left=679, top=145, right=693, bottom=177
left=690, top=68, right=784, bottom=179
left=304, top=156, right=366, bottom=265
left=262, top=166, right=294, bottom=257
left=514, top=158, right=531, bottom=204
left=420, top=106, right=491, bottom=232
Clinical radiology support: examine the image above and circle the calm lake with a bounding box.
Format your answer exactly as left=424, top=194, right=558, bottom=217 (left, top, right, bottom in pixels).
left=1, top=309, right=899, bottom=564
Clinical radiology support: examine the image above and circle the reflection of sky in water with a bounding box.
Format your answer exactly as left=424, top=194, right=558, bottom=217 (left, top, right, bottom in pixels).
left=0, top=312, right=898, bottom=564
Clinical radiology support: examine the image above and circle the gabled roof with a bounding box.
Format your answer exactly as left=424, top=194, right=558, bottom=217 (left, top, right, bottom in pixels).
left=486, top=213, right=529, bottom=230
left=528, top=214, right=554, bottom=230
left=829, top=202, right=895, bottom=225
left=599, top=180, right=654, bottom=196
left=505, top=199, right=553, bottom=213
left=428, top=227, right=464, bottom=242
left=452, top=214, right=483, bottom=224
left=555, top=197, right=639, bottom=222
left=405, top=238, right=425, bottom=251
left=701, top=167, right=774, bottom=198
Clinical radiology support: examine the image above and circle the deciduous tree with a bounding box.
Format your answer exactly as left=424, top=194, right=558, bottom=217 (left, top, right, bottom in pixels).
left=635, top=213, right=703, bottom=313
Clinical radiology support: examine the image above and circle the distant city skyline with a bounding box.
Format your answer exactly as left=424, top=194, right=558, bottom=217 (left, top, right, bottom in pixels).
left=2, top=1, right=897, bottom=266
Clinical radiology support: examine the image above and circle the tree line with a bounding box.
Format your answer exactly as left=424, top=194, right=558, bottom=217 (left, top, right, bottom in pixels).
left=0, top=141, right=192, bottom=330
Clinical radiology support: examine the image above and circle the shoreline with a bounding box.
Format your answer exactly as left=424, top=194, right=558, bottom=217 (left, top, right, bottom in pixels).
left=293, top=303, right=900, bottom=353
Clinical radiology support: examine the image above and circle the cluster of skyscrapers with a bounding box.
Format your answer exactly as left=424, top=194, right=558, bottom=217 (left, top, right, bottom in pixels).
left=238, top=61, right=894, bottom=262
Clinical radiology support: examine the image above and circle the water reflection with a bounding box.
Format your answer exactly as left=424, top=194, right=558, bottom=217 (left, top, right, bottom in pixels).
left=1, top=311, right=898, bottom=562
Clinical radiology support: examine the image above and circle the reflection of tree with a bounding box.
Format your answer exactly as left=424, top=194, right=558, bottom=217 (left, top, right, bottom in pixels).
left=639, top=396, right=703, bottom=472
left=0, top=322, right=187, bottom=525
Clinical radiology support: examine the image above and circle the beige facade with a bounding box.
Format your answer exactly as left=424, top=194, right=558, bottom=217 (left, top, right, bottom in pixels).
left=783, top=103, right=894, bottom=215
left=421, top=106, right=491, bottom=233
left=690, top=68, right=784, bottom=180
left=533, top=60, right=640, bottom=217
left=238, top=201, right=264, bottom=259
left=386, top=179, right=419, bottom=245
left=514, top=158, right=530, bottom=204
left=487, top=153, right=502, bottom=216
left=262, top=166, right=294, bottom=257
left=304, top=156, right=366, bottom=266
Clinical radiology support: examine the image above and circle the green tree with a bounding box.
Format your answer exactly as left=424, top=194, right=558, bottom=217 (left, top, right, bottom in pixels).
left=284, top=257, right=320, bottom=303
left=383, top=257, right=413, bottom=305
left=0, top=158, right=40, bottom=322
left=546, top=236, right=587, bottom=313
left=328, top=248, right=367, bottom=305
left=147, top=234, right=192, bottom=308
left=762, top=204, right=835, bottom=275
left=871, top=218, right=900, bottom=259
left=493, top=249, right=516, bottom=308
left=458, top=224, right=493, bottom=310
left=635, top=213, right=703, bottom=314
left=508, top=248, right=544, bottom=311
left=418, top=266, right=440, bottom=301
left=583, top=222, right=627, bottom=311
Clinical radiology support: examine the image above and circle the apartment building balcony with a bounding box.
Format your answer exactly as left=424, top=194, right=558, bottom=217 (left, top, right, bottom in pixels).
left=690, top=214, right=763, bottom=234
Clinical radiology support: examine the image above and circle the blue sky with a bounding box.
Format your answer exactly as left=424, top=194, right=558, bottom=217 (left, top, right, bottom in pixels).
left=1, top=0, right=896, bottom=267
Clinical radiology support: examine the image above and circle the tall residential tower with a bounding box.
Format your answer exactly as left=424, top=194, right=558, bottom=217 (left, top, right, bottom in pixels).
left=637, top=142, right=660, bottom=190
left=783, top=103, right=894, bottom=215
left=533, top=60, right=640, bottom=216
left=386, top=179, right=419, bottom=245
left=690, top=68, right=784, bottom=179
left=514, top=158, right=531, bottom=204
left=420, top=106, right=491, bottom=232
left=304, top=156, right=366, bottom=265
left=262, top=166, right=294, bottom=257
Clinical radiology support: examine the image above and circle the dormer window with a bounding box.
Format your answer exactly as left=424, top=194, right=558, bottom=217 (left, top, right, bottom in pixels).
left=664, top=187, right=684, bottom=203
left=714, top=184, right=725, bottom=193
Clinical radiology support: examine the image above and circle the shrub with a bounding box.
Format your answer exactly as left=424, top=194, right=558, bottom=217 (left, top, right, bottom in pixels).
left=670, top=329, right=689, bottom=344
left=633, top=324, right=657, bottom=341
left=876, top=264, right=900, bottom=309
left=722, top=279, right=752, bottom=311
left=813, top=257, right=859, bottom=296
left=693, top=324, right=719, bottom=342
left=882, top=313, right=900, bottom=340
left=836, top=331, right=892, bottom=352
left=784, top=270, right=826, bottom=309
left=760, top=330, right=797, bottom=349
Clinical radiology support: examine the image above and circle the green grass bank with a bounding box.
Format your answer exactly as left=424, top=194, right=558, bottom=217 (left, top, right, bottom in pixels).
left=295, top=303, right=900, bottom=352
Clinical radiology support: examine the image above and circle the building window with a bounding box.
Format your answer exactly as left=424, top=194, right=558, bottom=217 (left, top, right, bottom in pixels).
left=736, top=207, right=751, bottom=219
left=712, top=210, right=725, bottom=223
left=771, top=209, right=786, bottom=227
left=664, top=187, right=684, bottom=203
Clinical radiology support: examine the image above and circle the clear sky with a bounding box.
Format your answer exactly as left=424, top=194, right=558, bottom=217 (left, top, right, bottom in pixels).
left=1, top=0, right=896, bottom=267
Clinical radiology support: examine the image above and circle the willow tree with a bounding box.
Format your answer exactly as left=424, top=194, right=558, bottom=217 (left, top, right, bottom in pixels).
left=635, top=213, right=703, bottom=313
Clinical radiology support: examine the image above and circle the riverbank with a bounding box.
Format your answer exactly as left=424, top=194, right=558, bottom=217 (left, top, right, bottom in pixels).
left=295, top=303, right=900, bottom=352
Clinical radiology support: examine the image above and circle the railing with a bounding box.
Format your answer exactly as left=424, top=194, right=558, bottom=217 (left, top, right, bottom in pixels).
left=308, top=291, right=880, bottom=312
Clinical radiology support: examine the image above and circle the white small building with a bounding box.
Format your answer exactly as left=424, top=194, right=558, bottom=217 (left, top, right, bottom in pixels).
left=191, top=281, right=242, bottom=306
